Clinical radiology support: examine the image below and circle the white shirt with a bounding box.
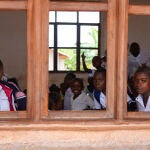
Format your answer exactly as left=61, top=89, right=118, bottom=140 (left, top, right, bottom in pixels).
left=93, top=91, right=106, bottom=109
left=128, top=54, right=141, bottom=78
left=71, top=92, right=94, bottom=110
left=64, top=88, right=73, bottom=110
left=136, top=94, right=150, bottom=111
left=0, top=85, right=10, bottom=111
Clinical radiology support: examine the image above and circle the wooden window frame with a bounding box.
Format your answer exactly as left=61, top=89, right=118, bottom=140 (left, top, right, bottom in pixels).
left=1, top=0, right=149, bottom=124
left=0, top=0, right=32, bottom=121
left=118, top=0, right=150, bottom=120
left=40, top=1, right=117, bottom=121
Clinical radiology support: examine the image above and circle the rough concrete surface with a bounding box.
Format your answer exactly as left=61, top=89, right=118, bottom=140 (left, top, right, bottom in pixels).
left=0, top=130, right=150, bottom=149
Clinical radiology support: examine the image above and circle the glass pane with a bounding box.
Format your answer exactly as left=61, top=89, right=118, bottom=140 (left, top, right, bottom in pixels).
left=130, top=0, right=150, bottom=5
left=57, top=11, right=77, bottom=22
left=127, top=15, right=150, bottom=112
left=0, top=11, right=27, bottom=111
left=49, top=24, right=54, bottom=47
left=49, top=48, right=54, bottom=71
left=79, top=12, right=100, bottom=23
left=49, top=11, right=55, bottom=22
left=57, top=49, right=76, bottom=71
left=58, top=25, right=76, bottom=47
left=80, top=26, right=98, bottom=48
left=80, top=49, right=98, bottom=71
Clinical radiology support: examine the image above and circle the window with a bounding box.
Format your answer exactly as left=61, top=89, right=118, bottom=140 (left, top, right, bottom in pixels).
left=0, top=0, right=149, bottom=124
left=42, top=1, right=116, bottom=120
left=49, top=11, right=101, bottom=72
left=118, top=0, right=150, bottom=119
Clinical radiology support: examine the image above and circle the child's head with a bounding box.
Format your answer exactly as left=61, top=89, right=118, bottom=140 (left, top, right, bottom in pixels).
left=0, top=60, right=4, bottom=80
left=71, top=78, right=84, bottom=98
left=48, top=84, right=62, bottom=110
left=129, top=42, right=140, bottom=57
left=64, top=72, right=76, bottom=88
left=134, top=66, right=150, bottom=95
left=92, top=56, right=101, bottom=68
left=93, top=68, right=106, bottom=92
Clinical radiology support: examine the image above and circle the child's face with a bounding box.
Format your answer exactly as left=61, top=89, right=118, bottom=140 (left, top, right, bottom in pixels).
left=134, top=73, right=150, bottom=95
left=71, top=81, right=83, bottom=97
left=93, top=72, right=106, bottom=92
left=92, top=57, right=101, bottom=68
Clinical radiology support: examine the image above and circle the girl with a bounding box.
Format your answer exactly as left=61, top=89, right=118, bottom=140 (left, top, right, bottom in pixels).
left=134, top=66, right=150, bottom=111
left=70, top=78, right=94, bottom=110
left=93, top=69, right=106, bottom=110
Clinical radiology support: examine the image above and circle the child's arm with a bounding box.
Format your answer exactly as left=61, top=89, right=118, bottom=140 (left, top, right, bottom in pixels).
left=81, top=52, right=92, bottom=73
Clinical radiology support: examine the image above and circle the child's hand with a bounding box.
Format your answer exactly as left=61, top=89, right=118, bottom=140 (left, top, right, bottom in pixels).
left=81, top=52, right=86, bottom=60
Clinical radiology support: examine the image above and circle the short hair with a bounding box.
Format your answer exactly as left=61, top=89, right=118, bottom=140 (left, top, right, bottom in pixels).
left=64, top=72, right=76, bottom=79
left=71, top=78, right=84, bottom=89
left=129, top=42, right=140, bottom=57
left=94, top=68, right=106, bottom=78
left=135, top=65, right=150, bottom=76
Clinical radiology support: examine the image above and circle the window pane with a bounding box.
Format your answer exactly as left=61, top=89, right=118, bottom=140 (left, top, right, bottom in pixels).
left=57, top=11, right=77, bottom=22
left=79, top=12, right=100, bottom=23
left=49, top=11, right=55, bottom=22
left=57, top=49, right=76, bottom=71
left=80, top=26, right=98, bottom=48
left=49, top=48, right=54, bottom=71
left=80, top=49, right=98, bottom=71
left=0, top=11, right=27, bottom=111
left=49, top=24, right=54, bottom=47
left=127, top=15, right=150, bottom=112
left=58, top=25, right=76, bottom=47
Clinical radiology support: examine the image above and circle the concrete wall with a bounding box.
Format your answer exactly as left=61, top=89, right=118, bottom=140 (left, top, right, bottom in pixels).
left=0, top=124, right=150, bottom=149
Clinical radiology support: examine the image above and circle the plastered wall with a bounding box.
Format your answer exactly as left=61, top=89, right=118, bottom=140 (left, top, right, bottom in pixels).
left=0, top=10, right=150, bottom=90
left=0, top=11, right=27, bottom=90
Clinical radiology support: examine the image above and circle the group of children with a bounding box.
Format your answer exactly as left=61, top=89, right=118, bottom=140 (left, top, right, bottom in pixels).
left=49, top=50, right=150, bottom=112
left=49, top=68, right=107, bottom=111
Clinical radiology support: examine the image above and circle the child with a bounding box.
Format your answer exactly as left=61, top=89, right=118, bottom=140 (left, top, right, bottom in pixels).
left=81, top=52, right=103, bottom=77
left=63, top=72, right=76, bottom=110
left=133, top=66, right=150, bottom=111
left=49, top=84, right=62, bottom=110
left=70, top=78, right=94, bottom=110
left=93, top=68, right=106, bottom=110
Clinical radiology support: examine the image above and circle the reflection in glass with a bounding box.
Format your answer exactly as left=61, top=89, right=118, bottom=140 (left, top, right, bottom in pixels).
left=58, top=25, right=76, bottom=47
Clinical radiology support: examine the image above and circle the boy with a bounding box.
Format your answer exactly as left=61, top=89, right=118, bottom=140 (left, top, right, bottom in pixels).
left=70, top=78, right=94, bottom=110
left=93, top=68, right=106, bottom=110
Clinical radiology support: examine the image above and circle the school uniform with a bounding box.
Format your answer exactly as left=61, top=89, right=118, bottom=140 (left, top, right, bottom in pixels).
left=93, top=90, right=106, bottom=110
left=71, top=92, right=94, bottom=110
left=0, top=84, right=16, bottom=111
left=64, top=88, right=73, bottom=110
left=136, top=94, right=150, bottom=111
left=128, top=54, right=141, bottom=78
